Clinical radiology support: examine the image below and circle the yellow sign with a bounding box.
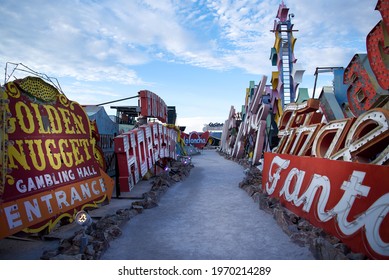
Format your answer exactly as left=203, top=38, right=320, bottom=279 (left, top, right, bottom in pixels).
left=0, top=77, right=114, bottom=239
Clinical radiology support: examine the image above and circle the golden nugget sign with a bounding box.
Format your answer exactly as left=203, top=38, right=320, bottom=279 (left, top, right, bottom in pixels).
left=0, top=77, right=114, bottom=239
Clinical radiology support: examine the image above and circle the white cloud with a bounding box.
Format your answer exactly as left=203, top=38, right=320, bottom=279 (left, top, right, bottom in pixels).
left=0, top=0, right=383, bottom=133
left=0, top=0, right=381, bottom=87
left=290, top=0, right=381, bottom=72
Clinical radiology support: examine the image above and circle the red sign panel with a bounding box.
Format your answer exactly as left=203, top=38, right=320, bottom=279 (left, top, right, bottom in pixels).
left=139, top=90, right=167, bottom=123
left=114, top=123, right=178, bottom=193
left=262, top=152, right=389, bottom=259
left=182, top=131, right=210, bottom=149
left=0, top=77, right=114, bottom=239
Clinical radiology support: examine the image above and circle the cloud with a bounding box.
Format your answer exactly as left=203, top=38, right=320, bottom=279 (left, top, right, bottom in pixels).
left=291, top=0, right=381, bottom=71
left=0, top=0, right=381, bottom=88
left=0, top=0, right=190, bottom=82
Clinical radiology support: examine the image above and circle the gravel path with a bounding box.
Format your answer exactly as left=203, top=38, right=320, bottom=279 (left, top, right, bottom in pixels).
left=101, top=150, right=314, bottom=260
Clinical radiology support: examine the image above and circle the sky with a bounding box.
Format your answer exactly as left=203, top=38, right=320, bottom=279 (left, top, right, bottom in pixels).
left=0, top=0, right=381, bottom=132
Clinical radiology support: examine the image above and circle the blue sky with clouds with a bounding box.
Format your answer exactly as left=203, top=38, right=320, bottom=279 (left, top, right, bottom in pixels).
left=0, top=0, right=381, bottom=132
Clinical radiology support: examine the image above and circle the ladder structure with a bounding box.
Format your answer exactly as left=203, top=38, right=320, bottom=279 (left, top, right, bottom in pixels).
left=270, top=1, right=299, bottom=108
left=280, top=23, right=291, bottom=105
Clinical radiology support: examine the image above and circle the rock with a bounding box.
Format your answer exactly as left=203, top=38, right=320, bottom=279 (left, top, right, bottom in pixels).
left=58, top=238, right=72, bottom=251
left=326, top=234, right=341, bottom=245
left=310, top=237, right=348, bottom=260
left=131, top=204, right=144, bottom=214
left=246, top=186, right=256, bottom=196
left=153, top=177, right=171, bottom=188
left=95, top=217, right=117, bottom=230
left=171, top=174, right=181, bottom=182
left=115, top=208, right=132, bottom=221
left=297, top=219, right=313, bottom=231
left=287, top=224, right=299, bottom=233
left=267, top=197, right=278, bottom=209
left=346, top=252, right=367, bottom=260
left=62, top=244, right=82, bottom=255
left=290, top=232, right=310, bottom=247
left=251, top=192, right=261, bottom=203
left=92, top=240, right=109, bottom=253
left=72, top=232, right=92, bottom=247
left=85, top=244, right=95, bottom=256
left=158, top=185, right=169, bottom=194
left=90, top=229, right=107, bottom=241
left=273, top=207, right=297, bottom=235
left=132, top=197, right=158, bottom=209
left=258, top=193, right=273, bottom=214
left=143, top=191, right=158, bottom=201
left=128, top=208, right=141, bottom=218
left=334, top=242, right=351, bottom=255
left=40, top=249, right=59, bottom=260
left=104, top=225, right=122, bottom=240
left=144, top=197, right=158, bottom=209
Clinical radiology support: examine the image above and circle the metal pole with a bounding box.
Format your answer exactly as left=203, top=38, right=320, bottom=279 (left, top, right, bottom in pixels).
left=312, top=67, right=319, bottom=99
left=95, top=95, right=139, bottom=106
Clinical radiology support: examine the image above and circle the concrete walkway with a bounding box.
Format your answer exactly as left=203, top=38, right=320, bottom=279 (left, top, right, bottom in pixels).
left=102, top=150, right=314, bottom=260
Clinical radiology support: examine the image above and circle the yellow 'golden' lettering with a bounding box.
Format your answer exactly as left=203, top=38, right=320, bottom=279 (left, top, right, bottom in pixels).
left=71, top=112, right=86, bottom=134
left=15, top=101, right=34, bottom=134
left=45, top=105, right=62, bottom=133
left=57, top=108, right=75, bottom=134
left=30, top=103, right=50, bottom=134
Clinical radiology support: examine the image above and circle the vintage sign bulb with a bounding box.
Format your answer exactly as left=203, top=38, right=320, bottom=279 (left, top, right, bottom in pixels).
left=75, top=210, right=92, bottom=227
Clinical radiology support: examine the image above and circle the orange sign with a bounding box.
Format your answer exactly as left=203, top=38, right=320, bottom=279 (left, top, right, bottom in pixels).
left=0, top=169, right=112, bottom=238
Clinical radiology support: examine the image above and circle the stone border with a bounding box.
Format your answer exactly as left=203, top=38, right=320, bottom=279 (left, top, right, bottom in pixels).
left=218, top=151, right=367, bottom=260
left=41, top=160, right=194, bottom=260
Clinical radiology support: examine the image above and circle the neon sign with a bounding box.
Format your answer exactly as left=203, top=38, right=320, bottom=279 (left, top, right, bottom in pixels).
left=263, top=153, right=389, bottom=259
left=220, top=76, right=272, bottom=165
left=139, top=90, right=168, bottom=123
left=0, top=77, right=114, bottom=239
left=181, top=131, right=210, bottom=149
left=344, top=0, right=389, bottom=116
left=264, top=0, right=389, bottom=260
left=220, top=0, right=389, bottom=260
left=114, top=123, right=178, bottom=193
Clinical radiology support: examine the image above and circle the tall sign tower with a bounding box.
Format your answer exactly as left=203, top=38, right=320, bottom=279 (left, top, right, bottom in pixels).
left=270, top=1, right=300, bottom=107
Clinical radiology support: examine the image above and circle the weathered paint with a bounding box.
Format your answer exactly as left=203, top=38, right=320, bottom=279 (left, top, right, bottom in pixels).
left=0, top=77, right=114, bottom=239
left=262, top=152, right=389, bottom=259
